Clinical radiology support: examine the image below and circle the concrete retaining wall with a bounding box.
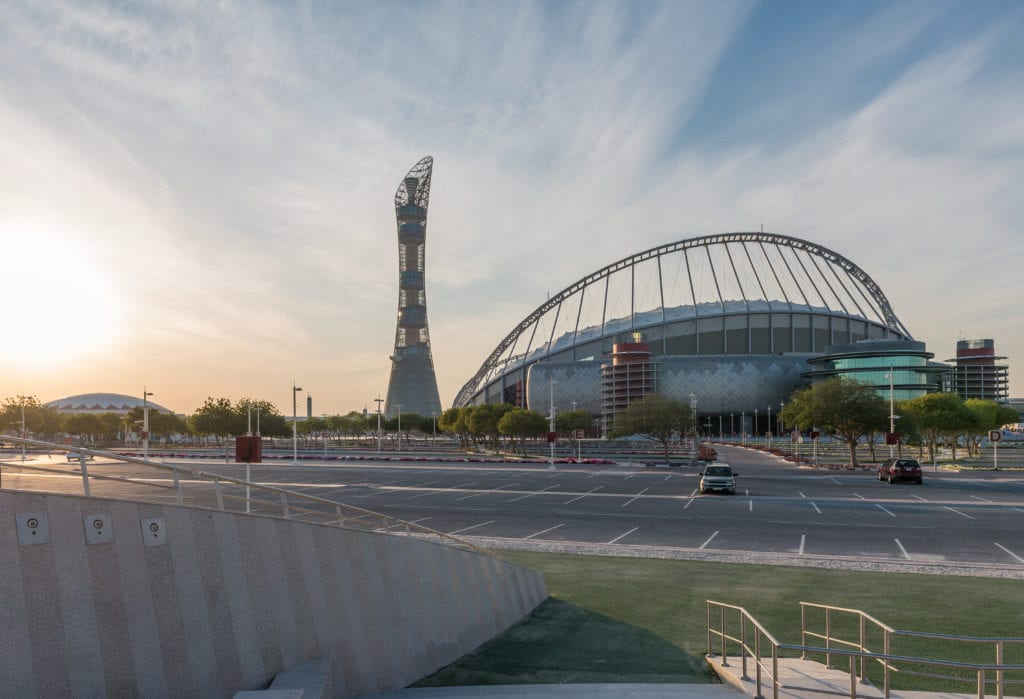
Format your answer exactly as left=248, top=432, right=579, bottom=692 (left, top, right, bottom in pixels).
left=0, top=489, right=547, bottom=697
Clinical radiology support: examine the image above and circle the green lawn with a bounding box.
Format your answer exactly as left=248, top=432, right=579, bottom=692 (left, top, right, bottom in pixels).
left=416, top=550, right=1024, bottom=692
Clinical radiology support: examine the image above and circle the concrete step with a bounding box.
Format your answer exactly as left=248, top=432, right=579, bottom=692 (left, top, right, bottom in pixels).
left=356, top=683, right=741, bottom=698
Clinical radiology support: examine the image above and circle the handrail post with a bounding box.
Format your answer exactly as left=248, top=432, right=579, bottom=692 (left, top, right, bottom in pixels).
left=859, top=614, right=867, bottom=682
left=996, top=640, right=1004, bottom=699
left=754, top=627, right=762, bottom=693
left=772, top=646, right=779, bottom=699
left=849, top=655, right=857, bottom=698
left=825, top=608, right=833, bottom=669
left=978, top=668, right=985, bottom=699
left=884, top=629, right=891, bottom=699
left=801, top=603, right=807, bottom=660
left=78, top=452, right=91, bottom=497
left=280, top=491, right=290, bottom=518
left=707, top=602, right=712, bottom=657
left=721, top=605, right=729, bottom=666
left=741, top=616, right=750, bottom=679
left=213, top=478, right=224, bottom=510
left=173, top=463, right=183, bottom=505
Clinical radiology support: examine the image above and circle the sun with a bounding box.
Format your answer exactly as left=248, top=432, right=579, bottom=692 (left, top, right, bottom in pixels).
left=1, top=224, right=119, bottom=364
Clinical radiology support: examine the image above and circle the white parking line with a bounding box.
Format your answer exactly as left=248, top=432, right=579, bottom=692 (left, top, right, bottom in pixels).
left=994, top=543, right=1024, bottom=564
left=564, top=485, right=603, bottom=504
left=684, top=498, right=695, bottom=509
left=830, top=478, right=843, bottom=485
left=700, top=531, right=719, bottom=549
left=523, top=523, right=565, bottom=540
left=507, top=485, right=557, bottom=503
left=855, top=493, right=866, bottom=501
left=608, top=527, right=639, bottom=544
left=894, top=538, right=912, bottom=560
left=664, top=474, right=672, bottom=481
left=943, top=506, right=975, bottom=520
left=452, top=482, right=477, bottom=489
left=455, top=483, right=519, bottom=501
left=690, top=488, right=698, bottom=497
left=910, top=494, right=928, bottom=501
left=409, top=480, right=439, bottom=488
left=407, top=490, right=438, bottom=499
left=876, top=503, right=896, bottom=517
left=621, top=487, right=650, bottom=507
left=799, top=534, right=806, bottom=555
left=970, top=495, right=994, bottom=503
left=749, top=499, right=753, bottom=512
left=811, top=502, right=822, bottom=514
left=799, top=491, right=806, bottom=499
left=409, top=517, right=432, bottom=525
left=447, top=520, right=495, bottom=535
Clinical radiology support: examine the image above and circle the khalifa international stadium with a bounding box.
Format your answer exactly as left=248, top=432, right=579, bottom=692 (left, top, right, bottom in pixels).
left=453, top=232, right=916, bottom=435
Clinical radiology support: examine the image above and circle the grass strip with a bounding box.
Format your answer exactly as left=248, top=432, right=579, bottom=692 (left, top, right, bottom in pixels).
left=416, top=550, right=1024, bottom=692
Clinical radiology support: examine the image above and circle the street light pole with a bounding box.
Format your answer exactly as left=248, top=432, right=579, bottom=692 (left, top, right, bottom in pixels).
left=374, top=396, right=383, bottom=453
left=20, top=393, right=26, bottom=462
left=292, top=382, right=303, bottom=464
left=548, top=380, right=556, bottom=470
left=143, top=387, right=154, bottom=460
left=887, top=366, right=896, bottom=459
left=396, top=405, right=403, bottom=451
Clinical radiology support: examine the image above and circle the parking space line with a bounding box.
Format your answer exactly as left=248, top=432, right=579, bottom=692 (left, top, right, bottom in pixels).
left=447, top=520, right=495, bottom=535
left=943, top=506, right=975, bottom=520
left=409, top=480, right=439, bottom=488
left=507, top=485, right=557, bottom=502
left=799, top=491, right=806, bottom=499
left=564, top=486, right=603, bottom=505
left=910, top=494, right=927, bottom=501
left=523, top=523, right=564, bottom=540
left=664, top=474, right=672, bottom=481
left=621, top=487, right=650, bottom=507
left=799, top=534, right=806, bottom=555
left=876, top=503, right=896, bottom=517
left=894, top=538, right=912, bottom=560
left=830, top=478, right=842, bottom=485
left=452, top=482, right=477, bottom=489
left=455, top=483, right=519, bottom=501
left=689, top=488, right=698, bottom=497
left=407, top=490, right=439, bottom=499
left=608, top=527, right=639, bottom=544
left=749, top=499, right=753, bottom=512
left=699, top=531, right=719, bottom=549
left=970, top=495, right=994, bottom=503
left=994, top=543, right=1024, bottom=564
left=684, top=498, right=695, bottom=509
left=409, top=517, right=432, bottom=525
left=811, top=502, right=822, bottom=514
left=855, top=493, right=866, bottom=500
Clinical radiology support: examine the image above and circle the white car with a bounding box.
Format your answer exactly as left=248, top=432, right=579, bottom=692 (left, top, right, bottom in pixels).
left=66, top=451, right=94, bottom=462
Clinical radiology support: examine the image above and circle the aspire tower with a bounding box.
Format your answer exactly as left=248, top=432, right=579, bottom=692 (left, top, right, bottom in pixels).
left=384, top=156, right=442, bottom=419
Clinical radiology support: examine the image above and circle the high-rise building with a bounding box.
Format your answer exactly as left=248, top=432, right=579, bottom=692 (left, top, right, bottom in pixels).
left=945, top=339, right=1009, bottom=402
left=384, top=156, right=442, bottom=419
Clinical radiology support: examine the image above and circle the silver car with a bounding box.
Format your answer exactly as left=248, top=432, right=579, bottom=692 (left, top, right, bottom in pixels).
left=699, top=464, right=737, bottom=495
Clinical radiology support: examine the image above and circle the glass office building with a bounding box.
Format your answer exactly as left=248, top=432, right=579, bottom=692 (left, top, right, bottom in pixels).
left=803, top=339, right=943, bottom=400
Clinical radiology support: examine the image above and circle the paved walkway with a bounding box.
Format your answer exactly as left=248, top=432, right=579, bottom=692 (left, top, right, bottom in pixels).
left=356, top=656, right=982, bottom=699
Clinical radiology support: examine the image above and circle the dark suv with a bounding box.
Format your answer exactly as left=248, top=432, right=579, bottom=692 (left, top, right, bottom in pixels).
left=878, top=458, right=922, bottom=484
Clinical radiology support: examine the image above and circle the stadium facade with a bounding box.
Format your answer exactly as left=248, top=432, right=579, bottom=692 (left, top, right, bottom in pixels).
left=454, top=233, right=920, bottom=435
left=384, top=156, right=443, bottom=419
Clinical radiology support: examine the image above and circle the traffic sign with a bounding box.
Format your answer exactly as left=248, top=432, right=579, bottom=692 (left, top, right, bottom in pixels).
left=990, top=430, right=1002, bottom=442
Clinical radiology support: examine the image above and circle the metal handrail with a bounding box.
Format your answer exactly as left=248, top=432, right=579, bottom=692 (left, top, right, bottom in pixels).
left=1, top=435, right=496, bottom=558
left=707, top=600, right=1024, bottom=699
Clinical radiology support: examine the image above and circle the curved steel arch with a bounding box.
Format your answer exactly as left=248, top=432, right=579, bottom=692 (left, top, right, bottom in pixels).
left=394, top=155, right=433, bottom=209
left=453, top=232, right=910, bottom=407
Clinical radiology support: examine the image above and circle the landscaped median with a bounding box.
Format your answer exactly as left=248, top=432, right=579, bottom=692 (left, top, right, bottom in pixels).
left=415, top=550, right=1024, bottom=693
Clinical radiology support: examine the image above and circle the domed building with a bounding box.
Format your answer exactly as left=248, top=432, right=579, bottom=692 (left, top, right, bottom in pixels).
left=45, top=392, right=174, bottom=415
left=454, top=233, right=914, bottom=435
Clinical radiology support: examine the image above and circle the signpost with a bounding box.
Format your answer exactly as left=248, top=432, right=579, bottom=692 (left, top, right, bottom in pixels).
left=990, top=430, right=1001, bottom=470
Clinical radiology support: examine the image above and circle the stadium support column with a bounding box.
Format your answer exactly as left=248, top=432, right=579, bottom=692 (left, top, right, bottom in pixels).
left=385, top=156, right=443, bottom=419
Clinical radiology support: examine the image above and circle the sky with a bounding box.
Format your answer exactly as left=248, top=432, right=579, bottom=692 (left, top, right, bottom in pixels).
left=1, top=0, right=1022, bottom=417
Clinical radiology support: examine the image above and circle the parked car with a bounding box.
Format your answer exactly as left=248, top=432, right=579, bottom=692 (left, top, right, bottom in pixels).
left=699, top=464, right=737, bottom=495
left=66, top=451, right=94, bottom=462
left=878, top=458, right=922, bottom=484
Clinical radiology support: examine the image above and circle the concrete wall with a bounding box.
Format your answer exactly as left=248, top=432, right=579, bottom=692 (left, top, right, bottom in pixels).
left=0, top=489, right=547, bottom=698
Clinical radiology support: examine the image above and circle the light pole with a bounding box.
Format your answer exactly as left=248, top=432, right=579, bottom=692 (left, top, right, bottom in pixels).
left=718, top=414, right=722, bottom=439
left=432, top=411, right=437, bottom=446
left=374, top=395, right=383, bottom=453
left=730, top=413, right=735, bottom=440
left=396, top=405, right=403, bottom=451
left=548, top=380, right=556, bottom=470
left=886, top=367, right=898, bottom=459
left=19, top=393, right=26, bottom=461
left=143, top=387, right=154, bottom=460
left=779, top=400, right=785, bottom=446
left=767, top=404, right=772, bottom=448
left=292, top=382, right=302, bottom=464
left=754, top=408, right=758, bottom=444
left=741, top=411, right=746, bottom=445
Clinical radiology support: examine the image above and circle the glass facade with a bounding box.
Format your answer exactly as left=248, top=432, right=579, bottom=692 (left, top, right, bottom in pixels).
left=804, top=340, right=942, bottom=400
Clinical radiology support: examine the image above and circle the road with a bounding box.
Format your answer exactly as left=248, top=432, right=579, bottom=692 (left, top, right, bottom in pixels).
left=5, top=444, right=1024, bottom=572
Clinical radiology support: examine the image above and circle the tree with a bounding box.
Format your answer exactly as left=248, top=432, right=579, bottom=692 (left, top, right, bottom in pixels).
left=609, top=394, right=691, bottom=465
left=467, top=403, right=515, bottom=449
left=901, top=393, right=976, bottom=464
left=783, top=377, right=888, bottom=467
left=498, top=408, right=548, bottom=455
left=964, top=399, right=1019, bottom=456
left=190, top=397, right=242, bottom=444
left=1, top=395, right=62, bottom=439
left=439, top=407, right=472, bottom=447
left=555, top=409, right=594, bottom=456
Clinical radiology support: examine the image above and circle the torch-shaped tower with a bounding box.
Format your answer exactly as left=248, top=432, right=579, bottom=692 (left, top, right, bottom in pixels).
left=384, top=156, right=442, bottom=419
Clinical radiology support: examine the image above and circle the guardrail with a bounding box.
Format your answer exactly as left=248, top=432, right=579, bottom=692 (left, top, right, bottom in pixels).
left=707, top=600, right=1024, bottom=699
left=0, top=435, right=496, bottom=558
